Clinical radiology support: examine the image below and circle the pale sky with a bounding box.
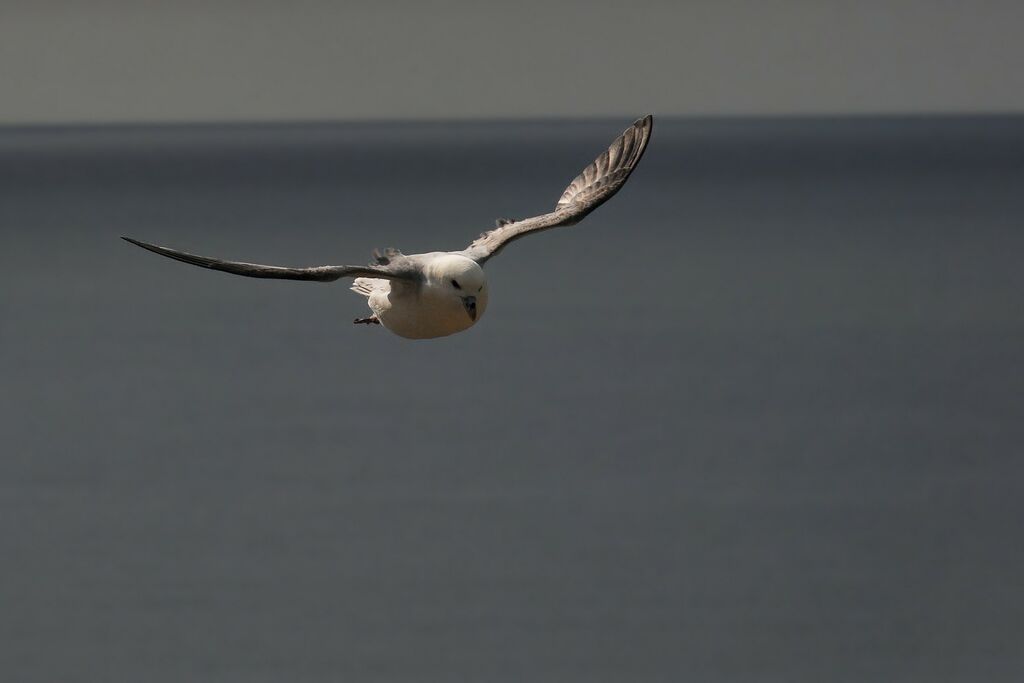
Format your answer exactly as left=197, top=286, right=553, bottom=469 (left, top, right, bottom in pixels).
left=2, top=0, right=1023, bottom=124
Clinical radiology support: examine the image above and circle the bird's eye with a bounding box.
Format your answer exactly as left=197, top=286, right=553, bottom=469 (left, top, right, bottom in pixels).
left=451, top=280, right=461, bottom=289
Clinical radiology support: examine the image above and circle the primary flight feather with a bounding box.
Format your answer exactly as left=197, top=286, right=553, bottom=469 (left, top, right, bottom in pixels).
left=124, top=115, right=653, bottom=339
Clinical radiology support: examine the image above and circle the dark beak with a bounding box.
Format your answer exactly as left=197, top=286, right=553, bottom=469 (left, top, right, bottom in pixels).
left=462, top=296, right=477, bottom=321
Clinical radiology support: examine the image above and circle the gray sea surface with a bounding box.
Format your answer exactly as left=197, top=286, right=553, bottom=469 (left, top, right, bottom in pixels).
left=2, top=117, right=1023, bottom=682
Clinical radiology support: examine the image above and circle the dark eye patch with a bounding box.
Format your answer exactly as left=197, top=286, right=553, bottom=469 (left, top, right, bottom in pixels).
left=451, top=280, right=461, bottom=289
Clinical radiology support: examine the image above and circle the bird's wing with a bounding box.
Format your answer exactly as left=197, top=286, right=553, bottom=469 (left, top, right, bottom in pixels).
left=461, top=115, right=653, bottom=264
left=122, top=237, right=421, bottom=282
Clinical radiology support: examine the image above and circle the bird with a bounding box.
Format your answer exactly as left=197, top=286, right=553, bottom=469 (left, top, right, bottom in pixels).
left=124, top=115, right=653, bottom=339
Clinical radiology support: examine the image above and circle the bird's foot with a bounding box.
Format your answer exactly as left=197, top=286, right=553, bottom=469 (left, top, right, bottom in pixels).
left=353, top=315, right=381, bottom=325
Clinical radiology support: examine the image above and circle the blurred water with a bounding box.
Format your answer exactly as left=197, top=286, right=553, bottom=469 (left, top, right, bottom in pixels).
left=1, top=117, right=1023, bottom=682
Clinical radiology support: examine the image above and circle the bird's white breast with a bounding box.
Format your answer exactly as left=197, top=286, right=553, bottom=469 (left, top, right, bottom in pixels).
left=369, top=281, right=480, bottom=339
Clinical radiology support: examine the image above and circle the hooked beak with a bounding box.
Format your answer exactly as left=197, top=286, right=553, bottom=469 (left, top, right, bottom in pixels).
left=462, top=295, right=477, bottom=321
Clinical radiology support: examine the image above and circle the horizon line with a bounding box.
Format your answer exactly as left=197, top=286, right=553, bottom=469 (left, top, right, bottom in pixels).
left=2, top=111, right=1023, bottom=133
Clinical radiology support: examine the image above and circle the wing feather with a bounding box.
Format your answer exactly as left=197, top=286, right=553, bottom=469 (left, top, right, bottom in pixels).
left=122, top=237, right=419, bottom=282
left=462, top=115, right=653, bottom=264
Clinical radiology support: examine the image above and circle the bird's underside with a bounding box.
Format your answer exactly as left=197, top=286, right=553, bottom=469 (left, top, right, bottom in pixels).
left=123, top=114, right=653, bottom=338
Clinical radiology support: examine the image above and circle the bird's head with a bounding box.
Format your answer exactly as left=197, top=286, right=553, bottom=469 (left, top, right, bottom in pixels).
left=425, top=254, right=489, bottom=322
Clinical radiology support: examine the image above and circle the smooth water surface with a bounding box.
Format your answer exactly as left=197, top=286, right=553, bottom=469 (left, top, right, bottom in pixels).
left=2, top=117, right=1023, bottom=681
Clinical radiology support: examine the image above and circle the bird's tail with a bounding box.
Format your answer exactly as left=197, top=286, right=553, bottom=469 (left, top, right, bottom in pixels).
left=350, top=277, right=378, bottom=297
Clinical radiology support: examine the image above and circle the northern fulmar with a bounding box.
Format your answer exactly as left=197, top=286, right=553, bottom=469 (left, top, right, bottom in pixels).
left=124, top=115, right=653, bottom=339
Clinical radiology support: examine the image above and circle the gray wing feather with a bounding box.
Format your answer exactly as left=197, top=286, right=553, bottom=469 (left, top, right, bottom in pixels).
left=122, top=237, right=420, bottom=282
left=462, top=114, right=653, bottom=264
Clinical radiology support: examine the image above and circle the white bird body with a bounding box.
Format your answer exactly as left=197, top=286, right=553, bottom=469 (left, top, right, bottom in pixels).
left=124, top=116, right=652, bottom=340
left=354, top=254, right=490, bottom=339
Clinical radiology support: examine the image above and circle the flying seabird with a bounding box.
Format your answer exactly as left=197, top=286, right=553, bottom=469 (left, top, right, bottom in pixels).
left=124, top=115, right=653, bottom=339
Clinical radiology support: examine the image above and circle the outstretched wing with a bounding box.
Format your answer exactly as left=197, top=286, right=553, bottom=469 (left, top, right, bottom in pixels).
left=461, top=115, right=653, bottom=264
left=122, top=237, right=421, bottom=282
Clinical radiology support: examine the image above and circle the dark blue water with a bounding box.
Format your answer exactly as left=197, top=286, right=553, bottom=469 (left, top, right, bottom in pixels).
left=2, top=117, right=1023, bottom=681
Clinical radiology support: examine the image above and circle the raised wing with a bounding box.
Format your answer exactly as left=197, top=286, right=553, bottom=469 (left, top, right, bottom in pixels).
left=462, top=115, right=653, bottom=264
left=122, top=237, right=421, bottom=282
